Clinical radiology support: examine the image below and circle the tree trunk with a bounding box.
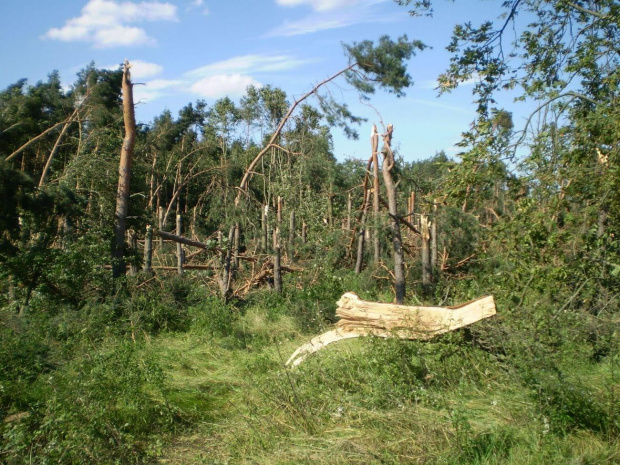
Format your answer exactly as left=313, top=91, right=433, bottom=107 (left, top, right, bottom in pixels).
left=261, top=205, right=269, bottom=253
left=421, top=214, right=432, bottom=287
left=129, top=230, right=138, bottom=276
left=233, top=222, right=241, bottom=270
left=355, top=189, right=371, bottom=274
left=371, top=124, right=380, bottom=263
left=273, top=228, right=282, bottom=293
left=431, top=201, right=438, bottom=271
left=176, top=215, right=184, bottom=276
left=112, top=60, right=136, bottom=279
left=288, top=210, right=296, bottom=261
left=219, top=226, right=236, bottom=300
left=381, top=124, right=405, bottom=303
left=144, top=225, right=153, bottom=273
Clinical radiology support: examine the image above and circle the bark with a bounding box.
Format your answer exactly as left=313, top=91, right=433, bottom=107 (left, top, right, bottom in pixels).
left=112, top=61, right=136, bottom=278
left=381, top=125, right=405, bottom=303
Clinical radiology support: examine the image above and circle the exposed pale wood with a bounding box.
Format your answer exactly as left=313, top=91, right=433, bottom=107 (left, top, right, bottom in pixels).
left=112, top=60, right=137, bottom=278
left=286, top=292, right=496, bottom=367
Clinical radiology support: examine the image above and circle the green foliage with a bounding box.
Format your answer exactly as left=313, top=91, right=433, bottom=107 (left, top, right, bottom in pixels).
left=1, top=342, right=177, bottom=465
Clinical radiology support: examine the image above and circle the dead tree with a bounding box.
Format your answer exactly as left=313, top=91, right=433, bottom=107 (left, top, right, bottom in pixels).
left=112, top=60, right=136, bottom=278
left=381, top=124, right=405, bottom=304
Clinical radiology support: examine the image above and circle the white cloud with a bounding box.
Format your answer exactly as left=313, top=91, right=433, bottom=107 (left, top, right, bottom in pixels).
left=191, top=0, right=204, bottom=6
left=94, top=26, right=155, bottom=47
left=129, top=60, right=164, bottom=78
left=276, top=0, right=360, bottom=11
left=267, top=0, right=394, bottom=36
left=43, top=0, right=178, bottom=48
left=186, top=54, right=313, bottom=78
left=202, top=7, right=210, bottom=15
left=190, top=74, right=262, bottom=99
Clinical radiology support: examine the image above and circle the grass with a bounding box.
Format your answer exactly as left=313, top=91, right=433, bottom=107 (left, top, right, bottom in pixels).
left=146, top=303, right=620, bottom=465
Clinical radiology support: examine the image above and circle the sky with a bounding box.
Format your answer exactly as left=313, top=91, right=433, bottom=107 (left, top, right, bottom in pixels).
left=0, top=0, right=529, bottom=163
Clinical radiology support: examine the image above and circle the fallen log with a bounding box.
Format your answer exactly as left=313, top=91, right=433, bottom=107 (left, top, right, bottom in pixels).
left=286, top=292, right=496, bottom=367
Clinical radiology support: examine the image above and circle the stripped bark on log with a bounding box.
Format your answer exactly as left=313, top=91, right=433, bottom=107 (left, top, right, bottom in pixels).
left=286, top=292, right=496, bottom=367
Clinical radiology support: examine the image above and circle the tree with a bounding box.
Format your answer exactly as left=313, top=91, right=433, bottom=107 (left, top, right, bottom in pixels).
left=112, top=61, right=136, bottom=278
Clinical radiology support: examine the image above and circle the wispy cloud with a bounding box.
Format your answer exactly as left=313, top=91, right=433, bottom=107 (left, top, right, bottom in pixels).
left=275, top=0, right=361, bottom=11
left=187, top=0, right=209, bottom=15
left=43, top=0, right=178, bottom=48
left=267, top=0, right=395, bottom=37
left=186, top=54, right=315, bottom=78
left=135, top=79, right=184, bottom=102
left=410, top=99, right=471, bottom=115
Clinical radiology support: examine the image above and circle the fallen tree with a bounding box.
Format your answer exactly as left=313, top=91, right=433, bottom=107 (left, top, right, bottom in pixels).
left=287, top=292, right=496, bottom=367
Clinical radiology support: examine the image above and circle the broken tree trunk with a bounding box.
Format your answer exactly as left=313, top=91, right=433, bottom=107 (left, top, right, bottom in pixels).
left=381, top=124, right=405, bottom=303
left=112, top=60, right=136, bottom=279
left=286, top=292, right=496, bottom=367
left=371, top=124, right=380, bottom=264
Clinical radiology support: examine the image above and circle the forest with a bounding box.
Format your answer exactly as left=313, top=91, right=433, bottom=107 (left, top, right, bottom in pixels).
left=1, top=0, right=619, bottom=463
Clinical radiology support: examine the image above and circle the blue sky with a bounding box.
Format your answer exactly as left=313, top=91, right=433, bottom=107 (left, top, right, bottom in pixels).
left=0, top=0, right=528, bottom=162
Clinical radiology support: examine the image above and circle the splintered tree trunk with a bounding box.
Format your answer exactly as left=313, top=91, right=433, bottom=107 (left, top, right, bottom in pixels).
left=112, top=60, right=136, bottom=278
left=421, top=214, right=432, bottom=286
left=301, top=221, right=307, bottom=244
left=381, top=125, right=405, bottom=303
left=371, top=125, right=380, bottom=263
left=286, top=293, right=497, bottom=367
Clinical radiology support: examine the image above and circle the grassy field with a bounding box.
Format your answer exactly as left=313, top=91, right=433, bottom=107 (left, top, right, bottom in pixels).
left=146, top=302, right=620, bottom=465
